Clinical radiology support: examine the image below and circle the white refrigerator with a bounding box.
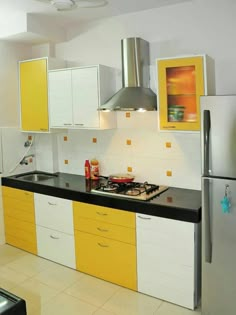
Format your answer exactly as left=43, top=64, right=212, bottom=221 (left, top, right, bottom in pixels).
left=201, top=95, right=236, bottom=315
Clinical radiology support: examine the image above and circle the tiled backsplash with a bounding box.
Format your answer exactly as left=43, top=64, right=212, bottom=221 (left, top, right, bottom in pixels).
left=55, top=112, right=201, bottom=190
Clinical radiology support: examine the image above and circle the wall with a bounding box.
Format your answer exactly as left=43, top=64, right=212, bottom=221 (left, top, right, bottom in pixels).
left=34, top=0, right=236, bottom=190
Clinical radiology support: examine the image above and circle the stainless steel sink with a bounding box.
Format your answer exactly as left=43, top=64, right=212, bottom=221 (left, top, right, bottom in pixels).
left=16, top=172, right=57, bottom=182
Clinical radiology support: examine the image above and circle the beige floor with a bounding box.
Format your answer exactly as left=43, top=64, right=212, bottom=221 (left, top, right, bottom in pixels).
left=0, top=244, right=201, bottom=315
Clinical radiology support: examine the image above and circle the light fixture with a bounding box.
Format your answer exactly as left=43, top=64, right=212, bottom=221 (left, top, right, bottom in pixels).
left=50, top=0, right=107, bottom=11
left=51, top=0, right=77, bottom=11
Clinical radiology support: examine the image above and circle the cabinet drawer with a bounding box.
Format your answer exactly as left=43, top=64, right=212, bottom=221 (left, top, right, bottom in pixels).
left=5, top=216, right=36, bottom=238
left=73, top=202, right=135, bottom=228
left=74, top=216, right=135, bottom=244
left=74, top=230, right=137, bottom=290
left=36, top=225, right=76, bottom=269
left=2, top=187, right=33, bottom=202
left=3, top=198, right=35, bottom=224
left=34, top=193, right=73, bottom=234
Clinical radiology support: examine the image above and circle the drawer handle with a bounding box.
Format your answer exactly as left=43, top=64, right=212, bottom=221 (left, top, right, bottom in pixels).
left=50, top=235, right=59, bottom=240
left=96, top=212, right=108, bottom=216
left=137, top=215, right=151, bottom=220
left=97, top=227, right=109, bottom=232
left=48, top=202, right=57, bottom=206
left=98, top=242, right=109, bottom=248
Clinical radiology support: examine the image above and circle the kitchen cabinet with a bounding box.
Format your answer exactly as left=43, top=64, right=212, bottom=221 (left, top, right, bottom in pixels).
left=157, top=55, right=214, bottom=131
left=73, top=201, right=137, bottom=290
left=34, top=193, right=76, bottom=268
left=19, top=57, right=65, bottom=132
left=2, top=187, right=37, bottom=254
left=49, top=65, right=117, bottom=129
left=136, top=214, right=200, bottom=309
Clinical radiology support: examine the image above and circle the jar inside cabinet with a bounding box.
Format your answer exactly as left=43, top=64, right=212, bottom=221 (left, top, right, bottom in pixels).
left=157, top=55, right=212, bottom=131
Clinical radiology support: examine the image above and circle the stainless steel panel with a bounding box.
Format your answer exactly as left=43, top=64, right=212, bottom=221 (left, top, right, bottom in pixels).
left=202, top=177, right=236, bottom=315
left=201, top=95, right=236, bottom=178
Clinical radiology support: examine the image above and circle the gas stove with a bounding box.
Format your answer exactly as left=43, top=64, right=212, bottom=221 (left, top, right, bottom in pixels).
left=91, top=180, right=168, bottom=201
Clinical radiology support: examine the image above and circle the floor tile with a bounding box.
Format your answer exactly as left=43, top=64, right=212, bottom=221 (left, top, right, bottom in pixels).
left=33, top=262, right=83, bottom=290
left=9, top=278, right=60, bottom=308
left=6, top=253, right=56, bottom=276
left=65, top=274, right=121, bottom=307
left=0, top=244, right=27, bottom=265
left=41, top=292, right=97, bottom=315
left=102, top=287, right=163, bottom=315
left=154, top=301, right=201, bottom=315
left=93, top=308, right=117, bottom=315
left=0, top=265, right=29, bottom=290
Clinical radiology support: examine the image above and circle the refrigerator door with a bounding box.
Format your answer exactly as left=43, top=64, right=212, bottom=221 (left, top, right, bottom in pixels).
left=201, top=95, right=236, bottom=179
left=202, top=177, right=236, bottom=315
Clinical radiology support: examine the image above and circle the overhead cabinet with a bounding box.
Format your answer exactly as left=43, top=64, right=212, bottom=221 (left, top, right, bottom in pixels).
left=19, top=57, right=65, bottom=132
left=49, top=65, right=117, bottom=129
left=157, top=55, right=214, bottom=131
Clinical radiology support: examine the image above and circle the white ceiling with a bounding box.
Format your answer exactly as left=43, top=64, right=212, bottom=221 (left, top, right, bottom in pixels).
left=1, top=0, right=191, bottom=27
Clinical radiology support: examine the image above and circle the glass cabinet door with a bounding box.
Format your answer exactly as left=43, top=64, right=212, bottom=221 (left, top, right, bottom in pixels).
left=157, top=56, right=205, bottom=131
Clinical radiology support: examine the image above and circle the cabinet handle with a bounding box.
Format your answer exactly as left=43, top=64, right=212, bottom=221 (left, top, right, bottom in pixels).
left=96, top=212, right=108, bottom=216
left=63, top=123, right=72, bottom=126
left=40, top=128, right=48, bottom=131
left=98, top=242, right=109, bottom=248
left=97, top=227, right=109, bottom=232
left=50, top=235, right=59, bottom=240
left=48, top=202, right=57, bottom=206
left=75, top=123, right=84, bottom=126
left=137, top=215, right=151, bottom=220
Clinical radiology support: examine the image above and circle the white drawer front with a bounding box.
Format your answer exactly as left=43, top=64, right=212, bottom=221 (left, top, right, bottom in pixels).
left=34, top=193, right=73, bottom=234
left=36, top=225, right=76, bottom=269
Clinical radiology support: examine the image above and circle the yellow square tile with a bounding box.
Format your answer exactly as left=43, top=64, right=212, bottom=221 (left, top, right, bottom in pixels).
left=166, top=170, right=172, bottom=177
left=127, top=167, right=132, bottom=172
left=64, top=136, right=68, bottom=142
left=64, top=160, right=69, bottom=165
left=92, top=138, right=97, bottom=143
left=126, top=139, right=132, bottom=145
left=126, top=112, right=131, bottom=118
left=165, top=142, right=171, bottom=148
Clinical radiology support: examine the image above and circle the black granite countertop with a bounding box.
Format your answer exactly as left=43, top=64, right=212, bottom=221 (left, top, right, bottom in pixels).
left=1, top=172, right=201, bottom=223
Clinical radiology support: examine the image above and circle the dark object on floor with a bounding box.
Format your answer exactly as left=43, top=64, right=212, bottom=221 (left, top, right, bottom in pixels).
left=0, top=288, right=27, bottom=314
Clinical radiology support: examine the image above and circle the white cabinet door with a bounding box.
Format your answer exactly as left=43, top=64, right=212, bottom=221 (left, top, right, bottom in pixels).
left=136, top=214, right=196, bottom=309
left=36, top=225, right=76, bottom=268
left=49, top=70, right=73, bottom=127
left=72, top=67, right=99, bottom=128
left=34, top=193, right=73, bottom=234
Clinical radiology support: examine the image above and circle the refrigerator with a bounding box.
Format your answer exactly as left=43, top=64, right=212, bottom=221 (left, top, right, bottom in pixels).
left=201, top=95, right=236, bottom=315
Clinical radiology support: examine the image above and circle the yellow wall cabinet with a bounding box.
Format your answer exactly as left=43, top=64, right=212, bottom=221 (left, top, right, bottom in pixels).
left=2, top=187, right=37, bottom=254
left=19, top=57, right=65, bottom=132
left=157, top=55, right=214, bottom=131
left=73, top=201, right=137, bottom=290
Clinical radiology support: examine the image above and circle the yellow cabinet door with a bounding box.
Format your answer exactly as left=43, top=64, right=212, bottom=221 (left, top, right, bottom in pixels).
left=157, top=56, right=206, bottom=131
left=19, top=58, right=49, bottom=132
left=2, top=187, right=37, bottom=254
left=75, top=230, right=137, bottom=290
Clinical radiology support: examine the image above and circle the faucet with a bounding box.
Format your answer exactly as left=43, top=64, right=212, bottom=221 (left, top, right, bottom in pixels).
left=20, top=154, right=35, bottom=165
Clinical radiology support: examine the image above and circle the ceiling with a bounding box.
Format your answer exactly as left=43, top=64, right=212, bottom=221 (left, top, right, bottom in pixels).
left=1, top=0, right=191, bottom=27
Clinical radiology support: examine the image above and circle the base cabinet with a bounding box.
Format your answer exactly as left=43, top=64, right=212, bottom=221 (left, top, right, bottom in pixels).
left=2, top=187, right=37, bottom=254
left=34, top=193, right=76, bottom=268
left=73, top=201, right=137, bottom=290
left=136, top=214, right=199, bottom=310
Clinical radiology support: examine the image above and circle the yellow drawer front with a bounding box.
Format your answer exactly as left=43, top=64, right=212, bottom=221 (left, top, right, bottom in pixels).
left=2, top=187, right=34, bottom=202
left=3, top=198, right=35, bottom=224
left=75, top=230, right=137, bottom=290
left=6, top=234, right=37, bottom=255
left=74, top=216, right=135, bottom=245
left=73, top=202, right=135, bottom=228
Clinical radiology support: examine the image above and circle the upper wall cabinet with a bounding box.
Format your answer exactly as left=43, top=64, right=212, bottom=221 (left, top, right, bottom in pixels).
left=48, top=65, right=117, bottom=129
left=157, top=55, right=214, bottom=131
left=19, top=57, right=65, bottom=133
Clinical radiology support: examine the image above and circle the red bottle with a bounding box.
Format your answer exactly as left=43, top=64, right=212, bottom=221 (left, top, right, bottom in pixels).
left=84, top=160, right=91, bottom=179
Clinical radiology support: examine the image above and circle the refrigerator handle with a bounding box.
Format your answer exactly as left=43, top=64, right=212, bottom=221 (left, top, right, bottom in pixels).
left=203, top=178, right=212, bottom=263
left=203, top=110, right=211, bottom=176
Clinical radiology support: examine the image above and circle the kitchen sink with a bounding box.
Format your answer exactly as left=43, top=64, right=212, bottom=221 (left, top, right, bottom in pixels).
left=16, top=172, right=58, bottom=182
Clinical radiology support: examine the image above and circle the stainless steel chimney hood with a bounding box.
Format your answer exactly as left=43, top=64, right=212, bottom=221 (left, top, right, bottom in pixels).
left=99, top=37, right=157, bottom=111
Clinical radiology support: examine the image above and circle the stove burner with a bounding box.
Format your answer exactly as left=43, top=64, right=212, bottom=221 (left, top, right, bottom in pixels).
left=92, top=179, right=168, bottom=201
